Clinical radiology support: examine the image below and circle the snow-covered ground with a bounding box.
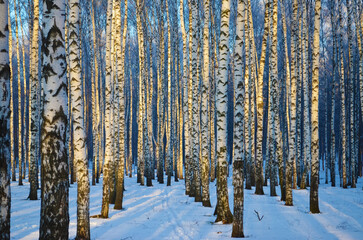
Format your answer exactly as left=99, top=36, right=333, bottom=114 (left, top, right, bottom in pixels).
left=10, top=171, right=363, bottom=240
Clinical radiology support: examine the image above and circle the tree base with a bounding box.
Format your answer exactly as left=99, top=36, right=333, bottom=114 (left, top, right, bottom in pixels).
left=202, top=200, right=212, bottom=207
left=195, top=195, right=202, bottom=202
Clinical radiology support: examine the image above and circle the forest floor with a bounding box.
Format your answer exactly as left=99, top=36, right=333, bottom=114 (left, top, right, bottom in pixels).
left=10, top=169, right=363, bottom=240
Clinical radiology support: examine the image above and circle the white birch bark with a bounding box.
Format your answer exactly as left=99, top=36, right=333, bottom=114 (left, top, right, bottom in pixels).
left=0, top=1, right=11, bottom=237
left=39, top=0, right=69, bottom=238
left=215, top=0, right=233, bottom=224
left=69, top=0, right=90, bottom=237
left=310, top=0, right=321, bottom=214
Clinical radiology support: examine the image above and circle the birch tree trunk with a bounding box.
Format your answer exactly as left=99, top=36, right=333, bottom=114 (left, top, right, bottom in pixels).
left=269, top=0, right=280, bottom=198
left=13, top=0, right=23, bottom=185
left=329, top=0, right=336, bottom=187
left=215, top=0, right=233, bottom=224
left=232, top=0, right=245, bottom=236
left=346, top=0, right=356, bottom=188
left=166, top=0, right=173, bottom=187
left=0, top=1, right=11, bottom=237
left=201, top=0, right=211, bottom=207
left=286, top=0, right=299, bottom=206
left=310, top=0, right=321, bottom=214
left=136, top=0, right=145, bottom=186
left=28, top=0, right=40, bottom=200
left=157, top=0, right=165, bottom=184
left=338, top=0, right=347, bottom=188
left=115, top=0, right=128, bottom=209
left=255, top=0, right=271, bottom=195
left=69, top=0, right=90, bottom=237
left=100, top=0, right=114, bottom=218
left=8, top=3, right=15, bottom=183
left=301, top=0, right=311, bottom=190
left=180, top=0, right=189, bottom=187
left=39, top=0, right=69, bottom=238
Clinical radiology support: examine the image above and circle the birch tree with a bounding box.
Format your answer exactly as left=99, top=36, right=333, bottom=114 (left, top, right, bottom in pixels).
left=201, top=0, right=211, bottom=207
left=115, top=0, right=128, bottom=210
left=69, top=0, right=90, bottom=237
left=232, top=0, right=245, bottom=236
left=28, top=0, right=40, bottom=200
left=100, top=0, right=114, bottom=218
left=215, top=0, right=233, bottom=224
left=0, top=1, right=11, bottom=237
left=13, top=0, right=23, bottom=185
left=286, top=0, right=299, bottom=206
left=39, top=0, right=69, bottom=238
left=310, top=0, right=321, bottom=214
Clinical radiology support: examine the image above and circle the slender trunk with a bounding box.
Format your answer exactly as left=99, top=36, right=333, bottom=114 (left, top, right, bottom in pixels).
left=232, top=0, right=245, bottom=236
left=286, top=0, right=299, bottom=206
left=310, top=0, right=321, bottom=214
left=214, top=0, right=233, bottom=224
left=301, top=0, right=310, bottom=190
left=100, top=0, right=114, bottom=218
left=115, top=0, right=128, bottom=209
left=338, top=0, right=346, bottom=188
left=13, top=0, right=23, bottom=185
left=28, top=0, right=40, bottom=200
left=201, top=0, right=211, bottom=207
left=255, top=0, right=271, bottom=195
left=69, top=0, right=90, bottom=237
left=136, top=0, right=145, bottom=186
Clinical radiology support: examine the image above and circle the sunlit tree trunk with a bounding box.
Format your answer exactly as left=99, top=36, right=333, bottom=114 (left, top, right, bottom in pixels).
left=214, top=0, right=233, bottom=224
left=136, top=0, right=145, bottom=186
left=255, top=0, right=271, bottom=195
left=338, top=0, right=347, bottom=188
left=346, top=0, right=356, bottom=188
left=91, top=0, right=99, bottom=186
left=166, top=0, right=173, bottom=187
left=301, top=0, right=310, bottom=190
left=189, top=0, right=201, bottom=200
left=247, top=0, right=256, bottom=187
left=200, top=0, right=211, bottom=207
left=100, top=0, right=114, bottom=218
left=232, top=0, right=245, bottom=236
left=28, top=0, right=40, bottom=200
left=39, top=0, right=69, bottom=238
left=157, top=0, right=165, bottom=184
left=0, top=1, right=11, bottom=237
left=286, top=0, right=299, bottom=206
left=310, top=0, right=321, bottom=214
left=115, top=0, right=128, bottom=209
left=69, top=0, right=90, bottom=237
left=13, top=0, right=23, bottom=185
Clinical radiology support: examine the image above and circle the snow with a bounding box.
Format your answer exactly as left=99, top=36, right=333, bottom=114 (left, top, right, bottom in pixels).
left=10, top=171, right=363, bottom=240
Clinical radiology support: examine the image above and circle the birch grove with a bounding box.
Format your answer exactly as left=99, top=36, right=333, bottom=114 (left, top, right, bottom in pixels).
left=1, top=0, right=363, bottom=239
